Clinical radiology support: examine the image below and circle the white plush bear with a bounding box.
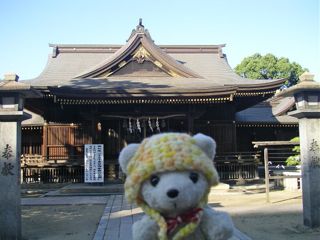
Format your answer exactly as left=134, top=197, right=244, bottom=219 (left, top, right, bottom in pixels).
left=119, top=133, right=244, bottom=240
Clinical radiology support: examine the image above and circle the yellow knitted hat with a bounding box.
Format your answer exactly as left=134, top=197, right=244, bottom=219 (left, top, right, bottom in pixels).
left=125, top=133, right=219, bottom=204
left=121, top=133, right=219, bottom=240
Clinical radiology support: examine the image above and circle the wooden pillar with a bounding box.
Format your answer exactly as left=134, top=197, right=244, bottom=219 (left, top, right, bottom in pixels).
left=264, top=147, right=270, bottom=203
left=42, top=123, right=48, bottom=161
left=232, top=121, right=237, bottom=152
left=69, top=124, right=75, bottom=159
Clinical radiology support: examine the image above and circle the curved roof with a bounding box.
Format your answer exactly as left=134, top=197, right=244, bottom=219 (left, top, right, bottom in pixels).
left=26, top=22, right=285, bottom=98
left=235, top=96, right=298, bottom=124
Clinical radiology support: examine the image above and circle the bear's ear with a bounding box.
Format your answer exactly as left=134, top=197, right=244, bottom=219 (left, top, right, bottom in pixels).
left=193, top=133, right=216, bottom=160
left=118, top=143, right=140, bottom=174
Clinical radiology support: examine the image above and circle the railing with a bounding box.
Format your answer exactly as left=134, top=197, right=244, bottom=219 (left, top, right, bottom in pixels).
left=22, top=144, right=42, bottom=155
left=21, top=152, right=260, bottom=183
left=21, top=165, right=84, bottom=183
left=21, top=162, right=120, bottom=183
left=215, top=152, right=260, bottom=180
left=253, top=141, right=301, bottom=202
left=253, top=141, right=299, bottom=168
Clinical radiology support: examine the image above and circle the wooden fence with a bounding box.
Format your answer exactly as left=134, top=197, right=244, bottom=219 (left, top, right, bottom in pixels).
left=21, top=152, right=259, bottom=183
left=253, top=141, right=301, bottom=202
left=21, top=162, right=120, bottom=183
left=215, top=152, right=260, bottom=180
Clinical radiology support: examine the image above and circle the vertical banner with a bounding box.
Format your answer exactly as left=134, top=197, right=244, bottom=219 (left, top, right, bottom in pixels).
left=84, top=144, right=104, bottom=183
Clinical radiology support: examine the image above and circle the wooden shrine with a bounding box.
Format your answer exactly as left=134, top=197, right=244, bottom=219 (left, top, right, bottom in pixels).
left=19, top=21, right=298, bottom=182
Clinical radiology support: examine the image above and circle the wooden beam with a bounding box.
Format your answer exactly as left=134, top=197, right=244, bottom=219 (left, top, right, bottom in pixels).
left=264, top=147, right=270, bottom=203
left=253, top=141, right=300, bottom=148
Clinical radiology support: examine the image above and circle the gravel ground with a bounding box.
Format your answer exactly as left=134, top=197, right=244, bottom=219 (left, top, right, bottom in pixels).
left=209, top=190, right=320, bottom=240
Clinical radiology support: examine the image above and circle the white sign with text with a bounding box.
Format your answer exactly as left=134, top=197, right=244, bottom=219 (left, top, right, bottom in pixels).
left=84, top=144, right=104, bottom=183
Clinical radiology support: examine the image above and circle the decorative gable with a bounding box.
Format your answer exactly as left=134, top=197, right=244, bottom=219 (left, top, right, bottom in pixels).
left=75, top=21, right=202, bottom=79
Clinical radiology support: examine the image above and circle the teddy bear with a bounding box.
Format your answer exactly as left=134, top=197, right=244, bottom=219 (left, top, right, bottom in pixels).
left=119, top=132, right=240, bottom=240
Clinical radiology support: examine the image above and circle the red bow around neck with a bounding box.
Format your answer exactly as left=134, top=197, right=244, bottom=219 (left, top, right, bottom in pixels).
left=165, top=208, right=203, bottom=235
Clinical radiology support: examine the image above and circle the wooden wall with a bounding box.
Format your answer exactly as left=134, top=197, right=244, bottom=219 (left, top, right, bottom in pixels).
left=194, top=121, right=236, bottom=153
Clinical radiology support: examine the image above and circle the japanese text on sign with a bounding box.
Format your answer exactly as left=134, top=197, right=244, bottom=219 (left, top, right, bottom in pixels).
left=1, top=144, right=14, bottom=176
left=84, top=144, right=104, bottom=183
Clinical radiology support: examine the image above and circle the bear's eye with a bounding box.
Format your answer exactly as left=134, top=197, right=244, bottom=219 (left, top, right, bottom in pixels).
left=189, top=172, right=199, bottom=183
left=150, top=175, right=160, bottom=187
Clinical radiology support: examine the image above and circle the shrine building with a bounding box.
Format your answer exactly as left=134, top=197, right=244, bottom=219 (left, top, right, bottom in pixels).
left=19, top=21, right=298, bottom=182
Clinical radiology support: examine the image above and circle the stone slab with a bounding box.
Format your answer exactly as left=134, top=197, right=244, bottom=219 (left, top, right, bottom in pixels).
left=21, top=196, right=109, bottom=206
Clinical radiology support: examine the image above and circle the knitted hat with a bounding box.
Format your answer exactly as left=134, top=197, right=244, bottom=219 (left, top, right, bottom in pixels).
left=119, top=133, right=219, bottom=240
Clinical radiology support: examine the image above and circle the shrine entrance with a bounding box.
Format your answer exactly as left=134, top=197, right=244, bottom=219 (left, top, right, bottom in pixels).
left=100, top=115, right=188, bottom=161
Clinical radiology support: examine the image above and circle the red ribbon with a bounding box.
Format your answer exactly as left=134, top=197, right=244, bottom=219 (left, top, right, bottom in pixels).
left=165, top=208, right=203, bottom=235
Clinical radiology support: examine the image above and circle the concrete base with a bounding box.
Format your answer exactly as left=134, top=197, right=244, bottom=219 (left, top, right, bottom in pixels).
left=273, top=170, right=302, bottom=191
left=283, top=171, right=302, bottom=191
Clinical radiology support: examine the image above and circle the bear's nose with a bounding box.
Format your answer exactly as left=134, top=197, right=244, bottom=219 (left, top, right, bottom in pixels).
left=167, top=189, right=179, bottom=198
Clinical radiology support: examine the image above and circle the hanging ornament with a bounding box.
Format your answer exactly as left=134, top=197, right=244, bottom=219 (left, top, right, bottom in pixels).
left=148, top=118, right=153, bottom=132
left=128, top=118, right=133, bottom=134
left=156, top=117, right=160, bottom=132
left=137, top=118, right=141, bottom=133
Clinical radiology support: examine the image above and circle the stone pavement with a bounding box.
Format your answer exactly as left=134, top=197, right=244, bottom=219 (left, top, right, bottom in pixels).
left=22, top=187, right=316, bottom=240
left=22, top=196, right=109, bottom=206
left=93, top=194, right=251, bottom=240
left=93, top=195, right=143, bottom=240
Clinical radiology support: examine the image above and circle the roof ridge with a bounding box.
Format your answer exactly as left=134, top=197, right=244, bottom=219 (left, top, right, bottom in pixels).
left=75, top=24, right=203, bottom=79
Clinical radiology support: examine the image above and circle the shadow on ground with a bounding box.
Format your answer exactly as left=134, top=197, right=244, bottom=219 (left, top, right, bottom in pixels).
left=22, top=205, right=105, bottom=240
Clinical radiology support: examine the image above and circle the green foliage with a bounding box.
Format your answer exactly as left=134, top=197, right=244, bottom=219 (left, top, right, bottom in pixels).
left=235, top=53, right=308, bottom=86
left=286, top=137, right=300, bottom=166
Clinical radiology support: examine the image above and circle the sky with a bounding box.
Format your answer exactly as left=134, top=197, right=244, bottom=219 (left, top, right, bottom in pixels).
left=0, top=0, right=319, bottom=81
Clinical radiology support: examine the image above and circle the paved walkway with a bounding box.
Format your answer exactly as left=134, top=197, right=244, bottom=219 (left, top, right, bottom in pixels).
left=22, top=190, right=311, bottom=240
left=93, top=195, right=143, bottom=240
left=93, top=194, right=253, bottom=240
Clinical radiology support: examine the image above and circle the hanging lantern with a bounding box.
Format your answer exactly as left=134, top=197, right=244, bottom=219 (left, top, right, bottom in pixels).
left=97, top=122, right=102, bottom=131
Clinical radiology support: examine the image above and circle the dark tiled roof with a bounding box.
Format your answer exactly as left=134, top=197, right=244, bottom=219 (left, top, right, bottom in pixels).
left=236, top=97, right=298, bottom=124
left=25, top=23, right=285, bottom=97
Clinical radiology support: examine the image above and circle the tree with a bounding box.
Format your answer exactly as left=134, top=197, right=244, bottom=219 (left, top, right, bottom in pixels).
left=286, top=137, right=300, bottom=166
left=235, top=53, right=308, bottom=86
